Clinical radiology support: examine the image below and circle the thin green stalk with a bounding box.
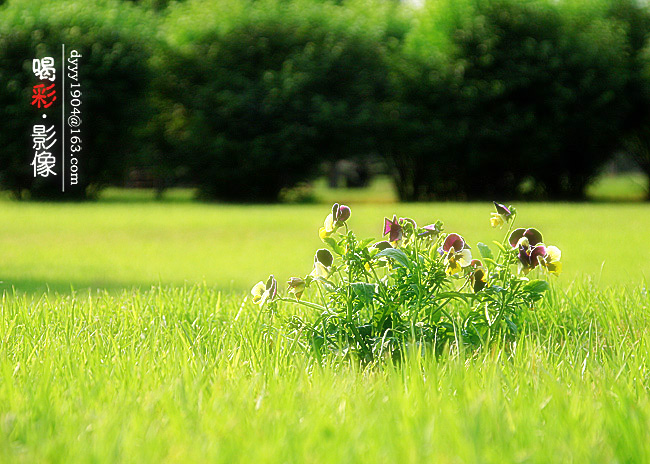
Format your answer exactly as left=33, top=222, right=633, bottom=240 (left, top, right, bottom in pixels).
left=278, top=297, right=327, bottom=312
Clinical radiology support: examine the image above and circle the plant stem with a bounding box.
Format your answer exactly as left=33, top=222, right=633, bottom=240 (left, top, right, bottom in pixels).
left=278, top=297, right=327, bottom=312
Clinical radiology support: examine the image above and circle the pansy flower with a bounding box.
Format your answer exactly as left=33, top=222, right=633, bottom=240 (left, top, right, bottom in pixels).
left=490, top=202, right=513, bottom=229
left=509, top=228, right=560, bottom=274
left=418, top=223, right=440, bottom=237
left=469, top=259, right=487, bottom=292
left=310, top=249, right=334, bottom=279
left=251, top=275, right=278, bottom=306
left=383, top=215, right=403, bottom=245
left=287, top=277, right=306, bottom=300
left=538, top=246, right=562, bottom=276
left=439, top=233, right=472, bottom=276
left=382, top=216, right=422, bottom=246
left=400, top=217, right=417, bottom=230
left=319, top=203, right=351, bottom=240
left=508, top=228, right=543, bottom=249
left=509, top=228, right=543, bottom=273
left=516, top=242, right=547, bottom=274
left=437, top=233, right=470, bottom=256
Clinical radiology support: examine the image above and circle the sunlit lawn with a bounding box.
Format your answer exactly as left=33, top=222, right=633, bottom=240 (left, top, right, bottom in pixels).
left=0, top=198, right=648, bottom=294
left=586, top=172, right=649, bottom=201
left=1, top=179, right=649, bottom=464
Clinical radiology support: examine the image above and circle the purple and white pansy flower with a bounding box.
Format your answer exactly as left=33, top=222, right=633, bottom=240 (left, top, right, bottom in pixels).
left=418, top=223, right=441, bottom=237
left=490, top=201, right=513, bottom=228
left=383, top=215, right=403, bottom=245
left=310, top=248, right=334, bottom=279
left=438, top=233, right=472, bottom=276
left=251, top=274, right=278, bottom=306
left=319, top=203, right=351, bottom=240
left=509, top=228, right=562, bottom=275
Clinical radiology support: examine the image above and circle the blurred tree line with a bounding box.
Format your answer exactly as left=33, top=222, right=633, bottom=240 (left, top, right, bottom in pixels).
left=0, top=0, right=649, bottom=201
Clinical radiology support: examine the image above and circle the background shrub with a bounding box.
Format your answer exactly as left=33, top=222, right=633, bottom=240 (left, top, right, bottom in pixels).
left=155, top=0, right=396, bottom=202
left=387, top=0, right=636, bottom=200
left=379, top=51, right=465, bottom=201
left=608, top=0, right=650, bottom=200
left=1, top=0, right=648, bottom=202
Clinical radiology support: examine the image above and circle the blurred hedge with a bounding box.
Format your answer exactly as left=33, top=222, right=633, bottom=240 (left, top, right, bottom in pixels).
left=151, top=0, right=403, bottom=201
left=1, top=0, right=649, bottom=201
left=387, top=0, right=643, bottom=200
left=610, top=0, right=650, bottom=200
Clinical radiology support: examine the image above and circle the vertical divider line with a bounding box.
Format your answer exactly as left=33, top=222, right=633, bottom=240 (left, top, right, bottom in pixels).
left=62, top=43, right=65, bottom=192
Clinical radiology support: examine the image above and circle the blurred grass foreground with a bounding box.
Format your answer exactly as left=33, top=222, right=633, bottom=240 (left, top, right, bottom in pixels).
left=1, top=0, right=650, bottom=202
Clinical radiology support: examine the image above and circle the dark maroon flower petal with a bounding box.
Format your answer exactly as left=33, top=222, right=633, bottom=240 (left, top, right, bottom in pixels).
left=383, top=218, right=390, bottom=236
left=384, top=215, right=402, bottom=242
left=518, top=245, right=532, bottom=267
left=383, top=216, right=396, bottom=236
left=315, top=249, right=334, bottom=268
left=472, top=268, right=487, bottom=292
left=331, top=203, right=340, bottom=220
left=509, top=229, right=526, bottom=248
left=524, top=228, right=543, bottom=246
left=530, top=244, right=547, bottom=267
left=419, top=224, right=439, bottom=237
left=493, top=201, right=511, bottom=217
left=390, top=227, right=403, bottom=243
left=266, top=275, right=278, bottom=299
left=337, top=205, right=351, bottom=223
left=443, top=233, right=465, bottom=252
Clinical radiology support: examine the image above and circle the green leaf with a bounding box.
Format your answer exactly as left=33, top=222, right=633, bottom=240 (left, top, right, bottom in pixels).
left=485, top=285, right=506, bottom=294
left=357, top=324, right=373, bottom=337
left=375, top=248, right=411, bottom=268
left=359, top=238, right=375, bottom=249
left=351, top=282, right=377, bottom=304
left=505, top=317, right=518, bottom=336
left=310, top=335, right=324, bottom=364
left=482, top=258, right=498, bottom=267
left=323, top=237, right=343, bottom=255
left=493, top=240, right=508, bottom=253
left=523, top=279, right=549, bottom=294
left=477, top=242, right=494, bottom=261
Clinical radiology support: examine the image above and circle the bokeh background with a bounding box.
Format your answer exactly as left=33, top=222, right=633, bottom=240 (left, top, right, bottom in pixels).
left=1, top=0, right=649, bottom=203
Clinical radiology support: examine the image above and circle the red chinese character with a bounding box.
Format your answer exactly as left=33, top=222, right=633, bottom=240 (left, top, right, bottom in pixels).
left=31, top=83, right=57, bottom=108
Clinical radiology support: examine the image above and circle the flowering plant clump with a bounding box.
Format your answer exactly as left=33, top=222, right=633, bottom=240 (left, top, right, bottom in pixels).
left=252, top=202, right=561, bottom=361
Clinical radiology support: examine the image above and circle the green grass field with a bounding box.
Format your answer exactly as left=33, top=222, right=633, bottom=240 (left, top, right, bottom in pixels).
left=1, top=192, right=649, bottom=463
left=0, top=200, right=648, bottom=294
left=1, top=284, right=649, bottom=463
left=586, top=172, right=649, bottom=202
